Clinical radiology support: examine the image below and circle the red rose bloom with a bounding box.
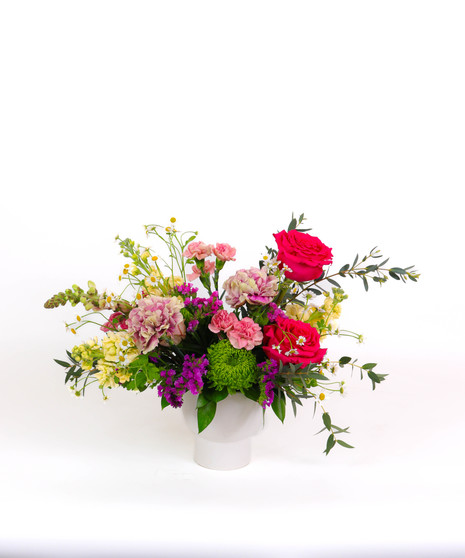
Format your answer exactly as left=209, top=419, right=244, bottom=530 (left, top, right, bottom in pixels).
left=273, top=229, right=333, bottom=282
left=262, top=317, right=326, bottom=365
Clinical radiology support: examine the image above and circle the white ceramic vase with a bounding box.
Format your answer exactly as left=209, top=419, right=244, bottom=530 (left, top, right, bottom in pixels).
left=182, top=392, right=263, bottom=470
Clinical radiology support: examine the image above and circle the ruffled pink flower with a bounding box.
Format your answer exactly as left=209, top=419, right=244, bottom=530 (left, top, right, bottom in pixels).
left=126, top=295, right=185, bottom=354
left=213, top=243, right=236, bottom=262
left=208, top=310, right=238, bottom=334
left=187, top=265, right=201, bottom=282
left=187, top=260, right=215, bottom=282
left=227, top=318, right=263, bottom=351
left=223, top=267, right=279, bottom=308
left=183, top=241, right=213, bottom=260
left=204, top=260, right=216, bottom=274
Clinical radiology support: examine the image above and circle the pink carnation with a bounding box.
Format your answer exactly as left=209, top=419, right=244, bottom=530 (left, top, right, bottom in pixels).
left=213, top=243, right=236, bottom=262
left=126, top=295, right=186, bottom=354
left=183, top=241, right=213, bottom=260
left=204, top=260, right=216, bottom=274
left=208, top=310, right=238, bottom=334
left=223, top=267, right=279, bottom=308
left=187, top=265, right=201, bottom=282
left=187, top=260, right=216, bottom=282
left=227, top=318, right=263, bottom=351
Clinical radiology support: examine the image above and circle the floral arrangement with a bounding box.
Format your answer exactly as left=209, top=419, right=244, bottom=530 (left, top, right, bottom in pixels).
left=45, top=215, right=419, bottom=454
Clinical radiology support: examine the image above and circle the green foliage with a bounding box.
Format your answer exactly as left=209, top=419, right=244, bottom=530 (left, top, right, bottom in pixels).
left=197, top=401, right=217, bottom=433
left=271, top=390, right=286, bottom=422
left=121, top=354, right=160, bottom=392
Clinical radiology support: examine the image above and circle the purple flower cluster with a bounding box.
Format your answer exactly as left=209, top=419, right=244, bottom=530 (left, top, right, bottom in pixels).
left=184, top=291, right=223, bottom=317
left=157, top=354, right=209, bottom=408
left=258, top=359, right=279, bottom=409
left=187, top=319, right=199, bottom=332
left=267, top=302, right=286, bottom=323
left=175, top=283, right=199, bottom=297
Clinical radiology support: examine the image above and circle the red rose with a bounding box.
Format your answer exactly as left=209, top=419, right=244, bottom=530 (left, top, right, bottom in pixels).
left=273, top=229, right=333, bottom=282
left=262, top=317, right=327, bottom=366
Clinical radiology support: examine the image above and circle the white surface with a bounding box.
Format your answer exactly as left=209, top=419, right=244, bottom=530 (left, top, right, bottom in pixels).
left=1, top=1, right=465, bottom=557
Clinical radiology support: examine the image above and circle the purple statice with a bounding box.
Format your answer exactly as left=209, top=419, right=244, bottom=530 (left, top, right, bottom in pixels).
left=187, top=319, right=199, bottom=333
left=175, top=283, right=199, bottom=297
left=180, top=354, right=209, bottom=394
left=157, top=354, right=209, bottom=408
left=267, top=302, right=286, bottom=323
left=184, top=291, right=223, bottom=318
left=157, top=369, right=182, bottom=407
left=258, top=359, right=279, bottom=409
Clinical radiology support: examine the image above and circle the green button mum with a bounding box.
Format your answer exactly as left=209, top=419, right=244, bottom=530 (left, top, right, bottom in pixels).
left=206, top=339, right=258, bottom=392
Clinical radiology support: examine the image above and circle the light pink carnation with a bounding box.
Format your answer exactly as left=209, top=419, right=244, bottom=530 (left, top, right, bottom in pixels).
left=204, top=260, right=216, bottom=274
left=213, top=243, right=236, bottom=262
left=126, top=295, right=185, bottom=353
left=223, top=267, right=279, bottom=308
left=183, top=241, right=213, bottom=260
left=208, top=310, right=238, bottom=334
left=187, top=265, right=201, bottom=282
left=227, top=318, right=263, bottom=351
left=187, top=260, right=215, bottom=282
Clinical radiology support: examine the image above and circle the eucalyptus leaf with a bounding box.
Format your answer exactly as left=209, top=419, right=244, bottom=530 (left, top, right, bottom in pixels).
left=55, top=359, right=71, bottom=368
left=327, top=278, right=341, bottom=288
left=337, top=439, right=354, bottom=449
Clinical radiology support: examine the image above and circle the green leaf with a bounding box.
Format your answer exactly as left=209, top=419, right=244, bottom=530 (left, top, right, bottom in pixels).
left=305, top=372, right=330, bottom=381
left=322, top=412, right=331, bottom=431
left=197, top=401, right=217, bottom=433
left=339, top=356, right=351, bottom=366
left=339, top=264, right=350, bottom=274
left=309, top=288, right=323, bottom=296
left=271, top=392, right=286, bottom=423
left=243, top=385, right=260, bottom=401
left=327, top=278, right=341, bottom=288
left=64, top=365, right=77, bottom=383
left=367, top=371, right=383, bottom=390
left=362, top=363, right=377, bottom=370
left=389, top=270, right=400, bottom=280
left=352, top=254, right=359, bottom=268
left=337, top=439, right=354, bottom=449
left=288, top=217, right=297, bottom=231
left=362, top=276, right=369, bottom=291
left=291, top=399, right=297, bottom=417
left=145, top=363, right=160, bottom=382
left=54, top=359, right=71, bottom=368
left=196, top=392, right=210, bottom=408
left=208, top=388, right=229, bottom=403
left=390, top=267, right=406, bottom=274
left=160, top=396, right=170, bottom=410
left=324, top=433, right=336, bottom=455
left=135, top=370, right=147, bottom=392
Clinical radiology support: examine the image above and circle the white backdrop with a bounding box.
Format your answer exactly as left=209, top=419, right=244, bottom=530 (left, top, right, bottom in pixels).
left=1, top=2, right=464, bottom=557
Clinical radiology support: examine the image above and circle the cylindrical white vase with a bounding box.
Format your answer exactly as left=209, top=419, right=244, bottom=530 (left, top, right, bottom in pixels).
left=182, top=392, right=263, bottom=470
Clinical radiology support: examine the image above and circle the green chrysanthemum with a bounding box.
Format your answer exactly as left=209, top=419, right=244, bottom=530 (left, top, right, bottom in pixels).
left=206, top=339, right=258, bottom=391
